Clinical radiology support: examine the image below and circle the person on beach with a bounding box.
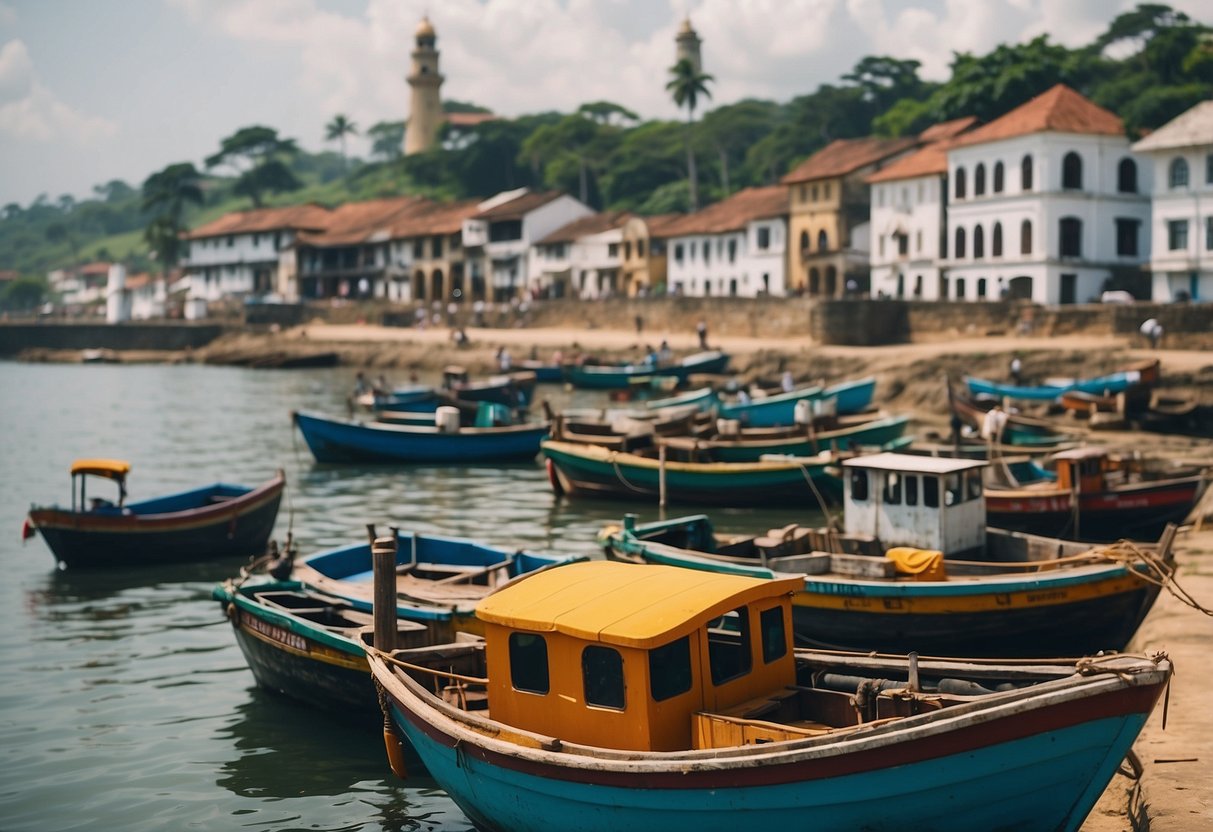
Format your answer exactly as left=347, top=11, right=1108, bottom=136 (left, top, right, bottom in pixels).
left=696, top=319, right=708, bottom=349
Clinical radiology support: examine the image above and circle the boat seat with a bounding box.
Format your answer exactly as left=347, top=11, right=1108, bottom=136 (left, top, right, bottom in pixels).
left=753, top=524, right=812, bottom=557
left=396, top=573, right=497, bottom=602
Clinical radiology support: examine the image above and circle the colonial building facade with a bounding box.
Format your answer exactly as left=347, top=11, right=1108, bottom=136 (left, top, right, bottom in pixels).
left=1132, top=100, right=1213, bottom=303
left=943, top=85, right=1151, bottom=304
left=532, top=211, right=630, bottom=299
left=619, top=214, right=680, bottom=297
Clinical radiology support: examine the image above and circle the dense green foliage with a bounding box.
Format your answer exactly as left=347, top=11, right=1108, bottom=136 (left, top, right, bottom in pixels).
left=1, top=4, right=1208, bottom=284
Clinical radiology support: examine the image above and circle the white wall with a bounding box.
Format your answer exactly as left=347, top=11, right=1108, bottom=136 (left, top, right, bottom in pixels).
left=665, top=217, right=787, bottom=297
left=1138, top=147, right=1213, bottom=302
left=870, top=175, right=945, bottom=299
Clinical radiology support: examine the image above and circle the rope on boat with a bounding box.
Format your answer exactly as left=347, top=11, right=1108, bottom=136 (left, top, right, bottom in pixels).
left=1095, top=540, right=1213, bottom=617
left=796, top=462, right=837, bottom=533
left=609, top=453, right=654, bottom=496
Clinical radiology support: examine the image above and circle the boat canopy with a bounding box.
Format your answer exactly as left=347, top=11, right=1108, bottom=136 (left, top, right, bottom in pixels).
left=70, top=459, right=131, bottom=481
left=476, top=560, right=801, bottom=649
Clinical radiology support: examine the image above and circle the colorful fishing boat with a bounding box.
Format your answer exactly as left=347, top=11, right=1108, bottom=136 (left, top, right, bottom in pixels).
left=23, top=460, right=285, bottom=569
left=603, top=453, right=1175, bottom=656
left=443, top=367, right=537, bottom=408
left=564, top=350, right=730, bottom=390
left=984, top=446, right=1209, bottom=541
left=718, top=377, right=876, bottom=426
left=541, top=439, right=841, bottom=506
left=517, top=359, right=565, bottom=384
left=292, top=410, right=549, bottom=464
left=658, top=414, right=910, bottom=463
left=367, top=559, right=1172, bottom=832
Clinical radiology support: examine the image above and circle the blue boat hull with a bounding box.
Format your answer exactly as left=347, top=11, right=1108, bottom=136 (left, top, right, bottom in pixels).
left=293, top=410, right=548, bottom=463
left=719, top=378, right=876, bottom=427
left=965, top=372, right=1140, bottom=402
left=387, top=693, right=1152, bottom=832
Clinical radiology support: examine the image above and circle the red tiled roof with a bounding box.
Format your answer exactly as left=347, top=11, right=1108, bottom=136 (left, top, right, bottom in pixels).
left=782, top=136, right=919, bottom=184
left=919, top=116, right=980, bottom=143
left=388, top=198, right=482, bottom=236
left=185, top=204, right=332, bottom=240
left=78, top=261, right=112, bottom=275
left=446, top=112, right=497, bottom=128
left=953, top=84, right=1123, bottom=147
left=635, top=213, right=685, bottom=237
left=296, top=197, right=424, bottom=246
left=124, top=272, right=153, bottom=290
left=661, top=186, right=787, bottom=237
left=476, top=190, right=564, bottom=221
left=867, top=118, right=982, bottom=183
left=536, top=211, right=631, bottom=245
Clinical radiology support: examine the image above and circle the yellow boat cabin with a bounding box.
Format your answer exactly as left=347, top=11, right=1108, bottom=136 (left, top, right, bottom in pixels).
left=474, top=560, right=803, bottom=752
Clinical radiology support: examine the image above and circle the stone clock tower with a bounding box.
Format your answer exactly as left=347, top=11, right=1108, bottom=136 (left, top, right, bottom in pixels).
left=403, top=16, right=444, bottom=156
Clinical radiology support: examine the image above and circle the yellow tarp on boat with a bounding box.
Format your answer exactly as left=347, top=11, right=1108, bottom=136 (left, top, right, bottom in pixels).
left=886, top=547, right=946, bottom=581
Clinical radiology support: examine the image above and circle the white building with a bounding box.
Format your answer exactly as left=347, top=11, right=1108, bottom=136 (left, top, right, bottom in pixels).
left=868, top=118, right=979, bottom=300
left=943, top=84, right=1151, bottom=304
left=664, top=186, right=789, bottom=297
left=460, top=189, right=593, bottom=302
left=532, top=211, right=629, bottom=299
left=1131, top=100, right=1213, bottom=303
left=180, top=204, right=332, bottom=303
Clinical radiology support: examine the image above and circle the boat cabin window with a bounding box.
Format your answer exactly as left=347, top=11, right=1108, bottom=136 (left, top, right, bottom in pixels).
left=923, top=476, right=940, bottom=508
left=760, top=606, right=787, bottom=664
left=967, top=470, right=983, bottom=500
left=649, top=636, right=692, bottom=702
left=883, top=473, right=902, bottom=505
left=509, top=632, right=550, bottom=694
left=708, top=607, right=752, bottom=686
left=905, top=474, right=919, bottom=506
left=582, top=645, right=625, bottom=710
left=945, top=474, right=961, bottom=505
left=850, top=469, right=869, bottom=501
left=944, top=471, right=982, bottom=505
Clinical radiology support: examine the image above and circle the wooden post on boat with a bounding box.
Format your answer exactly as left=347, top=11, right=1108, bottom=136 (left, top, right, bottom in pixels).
left=658, top=444, right=668, bottom=509
left=372, top=534, right=398, bottom=653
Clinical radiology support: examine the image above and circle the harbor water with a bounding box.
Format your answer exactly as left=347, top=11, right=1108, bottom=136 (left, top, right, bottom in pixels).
left=0, top=361, right=823, bottom=831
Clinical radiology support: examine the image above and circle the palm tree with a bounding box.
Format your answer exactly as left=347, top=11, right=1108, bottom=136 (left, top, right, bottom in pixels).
left=665, top=58, right=714, bottom=211
left=325, top=114, right=359, bottom=172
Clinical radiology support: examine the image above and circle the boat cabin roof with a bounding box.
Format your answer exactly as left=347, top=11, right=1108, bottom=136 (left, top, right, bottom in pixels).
left=842, top=452, right=986, bottom=476
left=70, top=459, right=131, bottom=480
left=476, top=561, right=801, bottom=649
left=1051, top=447, right=1108, bottom=462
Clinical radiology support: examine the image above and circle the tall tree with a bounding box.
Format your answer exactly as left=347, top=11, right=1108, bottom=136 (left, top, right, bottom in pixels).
left=141, top=162, right=204, bottom=271
left=205, top=125, right=301, bottom=207
left=325, top=114, right=359, bottom=171
left=366, top=120, right=405, bottom=162
left=666, top=58, right=714, bottom=211
left=520, top=112, right=622, bottom=206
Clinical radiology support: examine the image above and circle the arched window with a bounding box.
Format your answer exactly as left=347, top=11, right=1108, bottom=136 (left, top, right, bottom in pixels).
left=973, top=225, right=985, bottom=259
left=1021, top=155, right=1034, bottom=191
left=799, top=230, right=810, bottom=254
left=1118, top=158, right=1137, bottom=193
left=1062, top=152, right=1082, bottom=189
left=1020, top=220, right=1032, bottom=255
left=1169, top=157, right=1189, bottom=188
left=974, top=163, right=986, bottom=196
left=1059, top=217, right=1082, bottom=258
left=977, top=278, right=987, bottom=298
left=955, top=227, right=967, bottom=258
left=817, top=230, right=829, bottom=251
left=993, top=162, right=1004, bottom=193
left=992, top=222, right=1003, bottom=257
left=954, top=167, right=967, bottom=199
left=956, top=277, right=967, bottom=299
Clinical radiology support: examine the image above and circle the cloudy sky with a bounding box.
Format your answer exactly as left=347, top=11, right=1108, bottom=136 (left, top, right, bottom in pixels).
left=1, top=0, right=1208, bottom=208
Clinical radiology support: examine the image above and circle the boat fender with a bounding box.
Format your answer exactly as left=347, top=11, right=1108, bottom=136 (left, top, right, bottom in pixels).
left=383, top=725, right=409, bottom=780
left=546, top=458, right=564, bottom=497
left=225, top=602, right=238, bottom=624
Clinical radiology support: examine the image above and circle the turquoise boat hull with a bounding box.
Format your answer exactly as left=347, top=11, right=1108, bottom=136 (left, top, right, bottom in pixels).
left=565, top=351, right=730, bottom=390
left=719, top=378, right=876, bottom=426
left=965, top=371, right=1142, bottom=402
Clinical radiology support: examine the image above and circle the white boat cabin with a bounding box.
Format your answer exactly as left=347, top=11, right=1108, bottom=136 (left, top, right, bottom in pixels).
left=842, top=453, right=987, bottom=556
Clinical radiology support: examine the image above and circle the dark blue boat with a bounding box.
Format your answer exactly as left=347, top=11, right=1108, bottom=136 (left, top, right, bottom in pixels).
left=292, top=410, right=549, bottom=463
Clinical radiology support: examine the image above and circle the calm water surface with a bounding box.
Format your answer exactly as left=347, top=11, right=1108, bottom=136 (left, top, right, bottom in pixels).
left=0, top=361, right=823, bottom=831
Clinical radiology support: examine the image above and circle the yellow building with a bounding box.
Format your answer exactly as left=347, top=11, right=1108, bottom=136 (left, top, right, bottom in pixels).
left=782, top=137, right=917, bottom=296
left=619, top=214, right=681, bottom=296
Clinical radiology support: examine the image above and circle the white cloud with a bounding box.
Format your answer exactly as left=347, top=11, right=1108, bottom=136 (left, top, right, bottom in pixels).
left=0, top=3, right=16, bottom=29
left=0, top=39, right=117, bottom=142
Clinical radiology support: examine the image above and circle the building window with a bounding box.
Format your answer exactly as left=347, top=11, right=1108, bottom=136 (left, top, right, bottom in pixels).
left=956, top=277, right=966, bottom=298
left=824, top=182, right=831, bottom=199
left=1116, top=218, right=1139, bottom=257
left=799, top=231, right=810, bottom=255
left=977, top=278, right=987, bottom=298
left=897, top=233, right=908, bottom=256
left=1207, top=217, right=1213, bottom=251
left=916, top=230, right=923, bottom=252
left=1021, top=219, right=1032, bottom=255
left=728, top=239, right=737, bottom=262
left=413, top=240, right=424, bottom=259
left=1059, top=217, right=1083, bottom=257
left=973, top=225, right=985, bottom=259
left=810, top=184, right=818, bottom=201
left=799, top=184, right=808, bottom=202
left=708, top=607, right=752, bottom=686
left=1206, top=153, right=1213, bottom=184
left=638, top=239, right=646, bottom=257
left=955, top=227, right=966, bottom=258
left=993, top=161, right=1004, bottom=193
left=992, top=222, right=1003, bottom=257
left=703, top=242, right=711, bottom=264
left=1168, top=219, right=1189, bottom=251
left=674, top=243, right=684, bottom=264
left=509, top=632, right=549, bottom=694
left=608, top=243, right=619, bottom=258
left=623, top=241, right=632, bottom=259
left=757, top=226, right=770, bottom=250
left=1169, top=157, right=1189, bottom=188
left=582, top=646, right=625, bottom=710
left=1021, top=154, right=1033, bottom=191
left=955, top=167, right=967, bottom=199
left=1117, top=158, right=1137, bottom=193
left=817, top=230, right=828, bottom=251
left=1062, top=152, right=1083, bottom=189
left=974, top=163, right=986, bottom=196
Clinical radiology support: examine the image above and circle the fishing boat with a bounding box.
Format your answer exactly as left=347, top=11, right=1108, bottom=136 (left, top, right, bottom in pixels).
left=367, top=559, right=1172, bottom=832
left=949, top=388, right=1075, bottom=446
left=214, top=528, right=582, bottom=716
left=657, top=414, right=910, bottom=463
left=984, top=446, right=1209, bottom=541
left=718, top=377, right=877, bottom=426
left=24, top=460, right=285, bottom=569
left=292, top=410, right=550, bottom=464
left=541, top=439, right=842, bottom=506
left=564, top=350, right=730, bottom=390
left=517, top=359, right=565, bottom=384
left=965, top=359, right=1158, bottom=402
left=442, top=367, right=537, bottom=408
left=603, top=452, right=1175, bottom=656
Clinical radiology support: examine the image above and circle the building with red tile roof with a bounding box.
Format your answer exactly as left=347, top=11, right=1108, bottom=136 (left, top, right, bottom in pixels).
left=533, top=211, right=631, bottom=299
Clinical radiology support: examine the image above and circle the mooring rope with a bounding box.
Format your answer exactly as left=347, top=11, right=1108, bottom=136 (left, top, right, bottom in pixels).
left=1096, top=540, right=1213, bottom=617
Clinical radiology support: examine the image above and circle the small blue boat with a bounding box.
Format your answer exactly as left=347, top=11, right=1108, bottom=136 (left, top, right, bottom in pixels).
left=719, top=377, right=876, bottom=426
left=564, top=351, right=730, bottom=390
left=292, top=410, right=549, bottom=464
